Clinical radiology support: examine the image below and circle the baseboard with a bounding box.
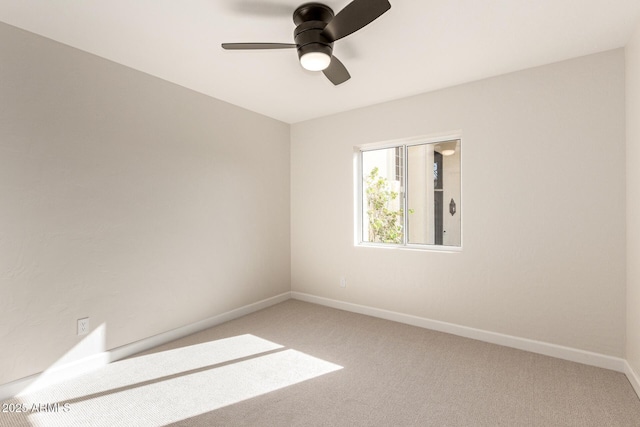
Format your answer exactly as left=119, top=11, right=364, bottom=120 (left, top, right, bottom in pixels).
left=108, top=291, right=291, bottom=362
left=625, top=361, right=640, bottom=399
left=4, top=291, right=635, bottom=403
left=0, top=291, right=291, bottom=402
left=291, top=291, right=627, bottom=373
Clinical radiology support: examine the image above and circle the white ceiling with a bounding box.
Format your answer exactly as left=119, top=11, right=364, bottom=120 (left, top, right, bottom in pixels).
left=1, top=1, right=639, bottom=123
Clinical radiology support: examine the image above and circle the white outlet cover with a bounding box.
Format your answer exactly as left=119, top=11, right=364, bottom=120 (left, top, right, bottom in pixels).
left=77, top=317, right=89, bottom=336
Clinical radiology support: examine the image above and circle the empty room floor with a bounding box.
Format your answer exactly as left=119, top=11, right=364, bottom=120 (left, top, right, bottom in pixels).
left=2, top=299, right=639, bottom=426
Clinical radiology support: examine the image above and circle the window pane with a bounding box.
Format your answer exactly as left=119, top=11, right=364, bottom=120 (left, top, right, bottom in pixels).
left=362, top=148, right=405, bottom=244
left=407, top=140, right=461, bottom=246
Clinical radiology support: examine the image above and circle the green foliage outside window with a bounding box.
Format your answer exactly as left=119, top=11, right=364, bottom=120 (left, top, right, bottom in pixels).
left=365, top=167, right=408, bottom=244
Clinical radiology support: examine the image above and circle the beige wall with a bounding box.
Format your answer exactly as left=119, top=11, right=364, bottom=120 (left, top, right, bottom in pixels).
left=291, top=50, right=626, bottom=356
left=0, top=16, right=633, bottom=389
left=0, top=23, right=291, bottom=385
left=627, top=21, right=640, bottom=379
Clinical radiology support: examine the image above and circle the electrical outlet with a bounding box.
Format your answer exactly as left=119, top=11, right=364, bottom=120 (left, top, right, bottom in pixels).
left=339, top=277, right=347, bottom=288
left=77, top=317, right=89, bottom=336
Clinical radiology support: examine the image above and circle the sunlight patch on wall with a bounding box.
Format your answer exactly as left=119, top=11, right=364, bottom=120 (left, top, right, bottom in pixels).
left=19, top=323, right=108, bottom=396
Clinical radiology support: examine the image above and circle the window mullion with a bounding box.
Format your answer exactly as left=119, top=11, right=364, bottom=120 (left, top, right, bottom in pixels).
left=403, top=144, right=409, bottom=246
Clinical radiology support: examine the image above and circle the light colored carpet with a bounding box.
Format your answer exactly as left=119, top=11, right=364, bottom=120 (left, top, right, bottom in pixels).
left=1, top=299, right=639, bottom=426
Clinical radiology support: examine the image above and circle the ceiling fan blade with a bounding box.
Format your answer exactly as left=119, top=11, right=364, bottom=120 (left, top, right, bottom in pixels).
left=321, top=0, right=391, bottom=42
left=323, top=56, right=351, bottom=86
left=221, top=43, right=296, bottom=50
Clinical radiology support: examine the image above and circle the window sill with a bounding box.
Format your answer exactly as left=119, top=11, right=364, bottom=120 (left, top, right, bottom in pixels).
left=356, top=242, right=462, bottom=253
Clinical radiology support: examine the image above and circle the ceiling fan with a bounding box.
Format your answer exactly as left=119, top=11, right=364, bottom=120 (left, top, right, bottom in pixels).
left=221, top=0, right=391, bottom=85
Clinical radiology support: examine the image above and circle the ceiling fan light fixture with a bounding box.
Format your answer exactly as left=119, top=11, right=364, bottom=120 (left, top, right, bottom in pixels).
left=300, top=51, right=331, bottom=71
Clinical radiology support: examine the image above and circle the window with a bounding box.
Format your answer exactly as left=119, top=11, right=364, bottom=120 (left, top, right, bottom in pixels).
left=359, top=138, right=461, bottom=248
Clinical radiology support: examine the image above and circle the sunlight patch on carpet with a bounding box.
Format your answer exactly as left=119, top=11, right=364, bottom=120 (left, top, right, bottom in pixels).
left=15, top=335, right=342, bottom=426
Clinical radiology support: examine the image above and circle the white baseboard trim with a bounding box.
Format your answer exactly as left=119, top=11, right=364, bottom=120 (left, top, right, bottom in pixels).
left=108, top=291, right=291, bottom=362
left=4, top=291, right=636, bottom=402
left=291, top=292, right=627, bottom=373
left=625, top=361, right=640, bottom=398
left=0, top=292, right=291, bottom=402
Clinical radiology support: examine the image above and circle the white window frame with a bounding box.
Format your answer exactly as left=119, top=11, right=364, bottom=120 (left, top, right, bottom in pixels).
left=354, top=132, right=463, bottom=252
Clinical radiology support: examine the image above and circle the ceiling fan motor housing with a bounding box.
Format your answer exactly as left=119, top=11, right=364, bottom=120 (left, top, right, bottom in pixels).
left=293, top=3, right=335, bottom=61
